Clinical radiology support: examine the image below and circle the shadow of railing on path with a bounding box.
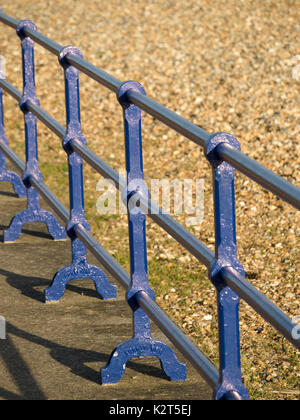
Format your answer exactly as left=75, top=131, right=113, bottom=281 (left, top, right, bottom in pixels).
left=0, top=331, right=46, bottom=400
left=0, top=267, right=109, bottom=302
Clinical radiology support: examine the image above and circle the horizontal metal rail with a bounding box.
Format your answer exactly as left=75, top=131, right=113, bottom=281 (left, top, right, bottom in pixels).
left=74, top=223, right=131, bottom=290
left=222, top=267, right=300, bottom=350
left=0, top=11, right=299, bottom=212
left=0, top=138, right=25, bottom=173
left=0, top=12, right=19, bottom=29
left=0, top=79, right=21, bottom=102
left=0, top=139, right=69, bottom=223
left=217, top=143, right=300, bottom=211
left=30, top=175, right=69, bottom=223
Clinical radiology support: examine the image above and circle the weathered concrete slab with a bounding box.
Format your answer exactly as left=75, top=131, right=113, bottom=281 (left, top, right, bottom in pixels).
left=0, top=181, right=213, bottom=400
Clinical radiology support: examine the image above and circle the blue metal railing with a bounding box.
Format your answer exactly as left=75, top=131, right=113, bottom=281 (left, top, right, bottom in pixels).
left=0, top=12, right=299, bottom=400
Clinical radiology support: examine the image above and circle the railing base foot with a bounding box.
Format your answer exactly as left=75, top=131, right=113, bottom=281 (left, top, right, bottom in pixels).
left=100, top=337, right=187, bottom=384
left=45, top=260, right=117, bottom=302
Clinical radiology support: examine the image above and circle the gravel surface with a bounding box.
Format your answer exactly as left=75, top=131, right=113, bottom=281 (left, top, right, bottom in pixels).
left=0, top=0, right=299, bottom=400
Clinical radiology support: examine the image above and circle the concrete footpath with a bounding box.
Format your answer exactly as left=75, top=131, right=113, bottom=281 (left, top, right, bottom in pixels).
left=0, top=180, right=212, bottom=400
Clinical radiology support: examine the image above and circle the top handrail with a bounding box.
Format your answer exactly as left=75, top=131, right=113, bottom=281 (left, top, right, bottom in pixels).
left=0, top=11, right=299, bottom=211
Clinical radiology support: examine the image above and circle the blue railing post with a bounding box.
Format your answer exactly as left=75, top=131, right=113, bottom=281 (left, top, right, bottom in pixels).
left=3, top=20, right=66, bottom=242
left=205, top=132, right=249, bottom=400
left=0, top=82, right=26, bottom=197
left=45, top=46, right=117, bottom=302
left=101, top=81, right=186, bottom=384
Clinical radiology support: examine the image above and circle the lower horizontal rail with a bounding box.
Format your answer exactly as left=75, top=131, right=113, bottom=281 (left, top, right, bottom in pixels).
left=0, top=79, right=21, bottom=102
left=0, top=139, right=69, bottom=223
left=136, top=290, right=219, bottom=391
left=222, top=266, right=300, bottom=350
left=127, top=89, right=211, bottom=149
left=29, top=175, right=69, bottom=223
left=148, top=206, right=215, bottom=269
left=74, top=223, right=130, bottom=290
left=0, top=139, right=25, bottom=173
